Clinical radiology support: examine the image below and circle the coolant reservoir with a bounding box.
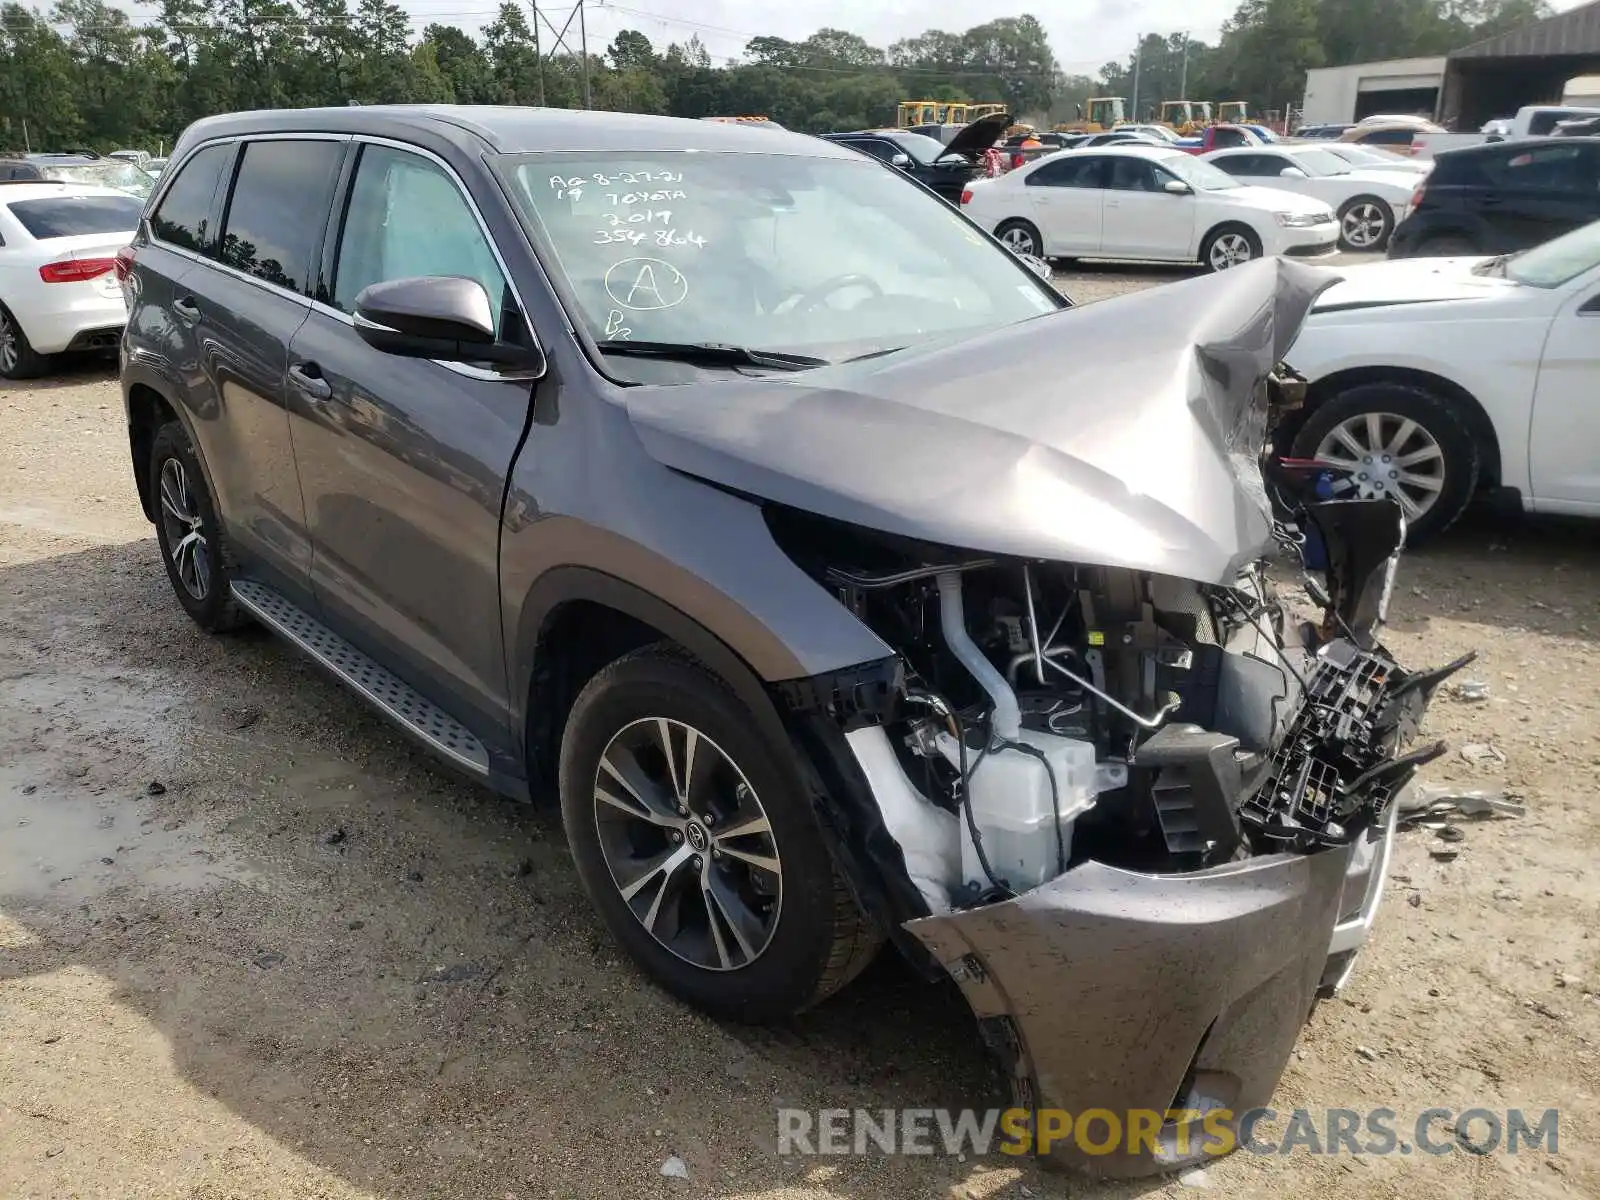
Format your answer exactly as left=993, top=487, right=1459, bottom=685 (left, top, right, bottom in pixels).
left=958, top=731, right=1099, bottom=893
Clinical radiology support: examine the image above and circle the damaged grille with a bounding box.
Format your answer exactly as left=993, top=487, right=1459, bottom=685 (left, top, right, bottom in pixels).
left=1243, top=638, right=1444, bottom=850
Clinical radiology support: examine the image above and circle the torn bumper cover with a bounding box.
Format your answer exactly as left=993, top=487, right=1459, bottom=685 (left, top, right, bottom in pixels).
left=906, top=823, right=1389, bottom=1178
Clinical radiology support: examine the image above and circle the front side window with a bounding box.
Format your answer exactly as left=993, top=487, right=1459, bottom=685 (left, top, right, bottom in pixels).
left=149, top=143, right=233, bottom=253
left=331, top=144, right=509, bottom=336
left=219, top=139, right=343, bottom=293
left=1491, top=144, right=1595, bottom=193
left=497, top=149, right=1062, bottom=368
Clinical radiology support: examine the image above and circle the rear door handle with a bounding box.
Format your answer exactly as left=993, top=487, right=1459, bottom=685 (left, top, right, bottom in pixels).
left=288, top=361, right=332, bottom=401
left=172, top=296, right=201, bottom=325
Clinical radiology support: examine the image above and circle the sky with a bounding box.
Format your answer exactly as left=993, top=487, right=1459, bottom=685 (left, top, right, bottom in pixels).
left=108, top=0, right=1591, bottom=79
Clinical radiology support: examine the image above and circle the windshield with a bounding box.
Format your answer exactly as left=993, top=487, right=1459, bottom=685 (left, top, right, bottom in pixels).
left=1157, top=153, right=1240, bottom=190
left=1287, top=148, right=1351, bottom=176
left=497, top=150, right=1064, bottom=371
left=1335, top=145, right=1407, bottom=166
left=1504, top=219, right=1600, bottom=288
left=891, top=132, right=950, bottom=166
left=39, top=161, right=154, bottom=199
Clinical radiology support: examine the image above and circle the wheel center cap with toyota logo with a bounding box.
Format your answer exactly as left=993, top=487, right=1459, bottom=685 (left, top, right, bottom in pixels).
left=685, top=821, right=710, bottom=852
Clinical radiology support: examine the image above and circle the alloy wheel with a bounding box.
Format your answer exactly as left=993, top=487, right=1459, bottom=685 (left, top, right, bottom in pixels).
left=1341, top=202, right=1387, bottom=249
left=0, top=311, right=17, bottom=375
left=1209, top=233, right=1254, bottom=270
left=157, top=457, right=211, bottom=599
left=1314, top=410, right=1445, bottom=521
left=1000, top=225, right=1039, bottom=256
left=592, top=717, right=782, bottom=972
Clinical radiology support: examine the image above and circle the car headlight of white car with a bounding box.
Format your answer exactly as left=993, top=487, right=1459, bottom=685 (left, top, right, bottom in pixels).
left=1274, top=211, right=1331, bottom=228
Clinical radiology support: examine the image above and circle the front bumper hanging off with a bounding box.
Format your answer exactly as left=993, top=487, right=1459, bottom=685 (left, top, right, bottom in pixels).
left=906, top=801, right=1399, bottom=1178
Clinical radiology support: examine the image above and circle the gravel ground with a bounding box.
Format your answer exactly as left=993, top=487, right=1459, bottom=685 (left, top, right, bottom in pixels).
left=1, top=262, right=1597, bottom=1200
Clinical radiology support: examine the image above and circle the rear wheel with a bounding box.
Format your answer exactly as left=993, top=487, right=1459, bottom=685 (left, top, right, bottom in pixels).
left=558, top=646, right=881, bottom=1021
left=1201, top=224, right=1262, bottom=272
left=1290, top=382, right=1480, bottom=542
left=0, top=303, right=48, bottom=380
left=994, top=219, right=1044, bottom=258
left=1337, top=196, right=1394, bottom=251
left=150, top=421, right=250, bottom=632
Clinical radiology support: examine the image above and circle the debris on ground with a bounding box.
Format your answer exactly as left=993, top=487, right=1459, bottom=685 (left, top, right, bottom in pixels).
left=1451, top=680, right=1491, bottom=703
left=1429, top=847, right=1460, bottom=862
left=1459, top=743, right=1507, bottom=767
left=1398, top=781, right=1526, bottom=827
left=1355, top=1045, right=1380, bottom=1062
left=660, top=1156, right=689, bottom=1179
left=145, top=780, right=166, bottom=796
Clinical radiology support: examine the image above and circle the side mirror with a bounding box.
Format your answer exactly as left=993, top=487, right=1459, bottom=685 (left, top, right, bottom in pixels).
left=1163, top=179, right=1193, bottom=195
left=1279, top=166, right=1309, bottom=178
left=353, top=276, right=545, bottom=374
left=890, top=152, right=913, bottom=168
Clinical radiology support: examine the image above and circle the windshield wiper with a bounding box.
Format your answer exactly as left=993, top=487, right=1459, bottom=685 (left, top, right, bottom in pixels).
left=595, top=339, right=827, bottom=371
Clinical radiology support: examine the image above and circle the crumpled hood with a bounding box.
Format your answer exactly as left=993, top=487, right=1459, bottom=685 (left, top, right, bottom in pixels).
left=1311, top=255, right=1519, bottom=313
left=624, top=257, right=1339, bottom=584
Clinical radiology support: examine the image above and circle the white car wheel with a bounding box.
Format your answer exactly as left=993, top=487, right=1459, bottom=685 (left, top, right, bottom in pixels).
left=1338, top=198, right=1393, bottom=251
left=1203, top=228, right=1259, bottom=272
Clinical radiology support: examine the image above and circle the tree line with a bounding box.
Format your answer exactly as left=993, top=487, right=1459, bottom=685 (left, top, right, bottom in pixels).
left=0, top=0, right=1558, bottom=154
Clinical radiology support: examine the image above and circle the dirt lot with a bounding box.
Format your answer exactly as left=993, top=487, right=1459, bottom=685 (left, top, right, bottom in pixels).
left=2, top=261, right=1597, bottom=1200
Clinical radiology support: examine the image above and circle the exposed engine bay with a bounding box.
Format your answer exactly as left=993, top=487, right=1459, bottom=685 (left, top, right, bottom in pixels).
left=765, top=390, right=1471, bottom=920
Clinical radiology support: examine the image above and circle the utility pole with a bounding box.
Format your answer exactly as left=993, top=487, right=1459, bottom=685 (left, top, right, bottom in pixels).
left=1178, top=32, right=1189, bottom=99
left=1131, top=35, right=1142, bottom=121
left=531, top=0, right=546, bottom=105
left=578, top=0, right=591, bottom=109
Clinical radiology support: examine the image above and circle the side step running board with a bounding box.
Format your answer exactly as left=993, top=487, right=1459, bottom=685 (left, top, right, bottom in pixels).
left=230, top=580, right=490, bottom=775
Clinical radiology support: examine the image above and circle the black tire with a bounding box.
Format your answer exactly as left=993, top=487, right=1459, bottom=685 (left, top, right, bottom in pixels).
left=1336, top=195, right=1395, bottom=252
left=0, top=302, right=49, bottom=380
left=1290, top=382, right=1480, bottom=543
left=994, top=218, right=1044, bottom=258
left=1199, top=223, right=1262, bottom=272
left=1416, top=233, right=1478, bottom=258
left=149, top=420, right=250, bottom=632
left=558, top=645, right=882, bottom=1021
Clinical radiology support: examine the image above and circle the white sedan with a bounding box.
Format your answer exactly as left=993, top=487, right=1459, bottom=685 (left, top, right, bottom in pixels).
left=1281, top=220, right=1600, bottom=540
left=961, top=145, right=1339, bottom=272
left=1201, top=144, right=1419, bottom=251
left=1318, top=143, right=1431, bottom=179
left=0, top=183, right=138, bottom=379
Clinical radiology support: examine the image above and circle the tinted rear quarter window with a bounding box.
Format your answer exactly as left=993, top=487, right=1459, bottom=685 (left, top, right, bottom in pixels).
left=150, top=143, right=233, bottom=252
left=1360, top=129, right=1415, bottom=146
left=1472, top=144, right=1597, bottom=192
left=7, top=195, right=143, bottom=239
left=218, top=139, right=343, bottom=293
left=1027, top=156, right=1105, bottom=187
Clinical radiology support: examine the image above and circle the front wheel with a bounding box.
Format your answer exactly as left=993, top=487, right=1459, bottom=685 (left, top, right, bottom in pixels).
left=1201, top=224, right=1262, bottom=272
left=994, top=218, right=1044, bottom=258
left=558, top=646, right=881, bottom=1021
left=1338, top=196, right=1395, bottom=251
left=1290, top=382, right=1480, bottom=542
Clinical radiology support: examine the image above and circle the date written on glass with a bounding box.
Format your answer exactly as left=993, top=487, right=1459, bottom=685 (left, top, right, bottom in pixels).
left=594, top=229, right=708, bottom=247
left=549, top=171, right=685, bottom=198
left=600, top=210, right=674, bottom=228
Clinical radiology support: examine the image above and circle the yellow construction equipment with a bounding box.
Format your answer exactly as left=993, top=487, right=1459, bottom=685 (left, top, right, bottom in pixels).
left=897, top=101, right=990, bottom=128
left=1217, top=100, right=1249, bottom=124
left=1055, top=96, right=1127, bottom=134
left=1158, top=100, right=1213, bottom=134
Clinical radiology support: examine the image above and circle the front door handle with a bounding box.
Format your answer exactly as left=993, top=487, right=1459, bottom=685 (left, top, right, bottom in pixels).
left=172, top=296, right=200, bottom=325
left=288, top=361, right=332, bottom=401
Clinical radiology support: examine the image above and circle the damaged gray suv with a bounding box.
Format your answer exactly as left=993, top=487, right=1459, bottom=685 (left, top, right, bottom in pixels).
left=121, top=106, right=1462, bottom=1176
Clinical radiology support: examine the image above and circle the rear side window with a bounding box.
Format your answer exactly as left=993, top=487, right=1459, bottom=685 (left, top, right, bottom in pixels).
left=149, top=143, right=232, bottom=252
left=1488, top=144, right=1597, bottom=192
left=7, top=195, right=143, bottom=239
left=1027, top=156, right=1105, bottom=188
left=1212, top=128, right=1250, bottom=148
left=1359, top=129, right=1415, bottom=146
left=218, top=139, right=343, bottom=293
